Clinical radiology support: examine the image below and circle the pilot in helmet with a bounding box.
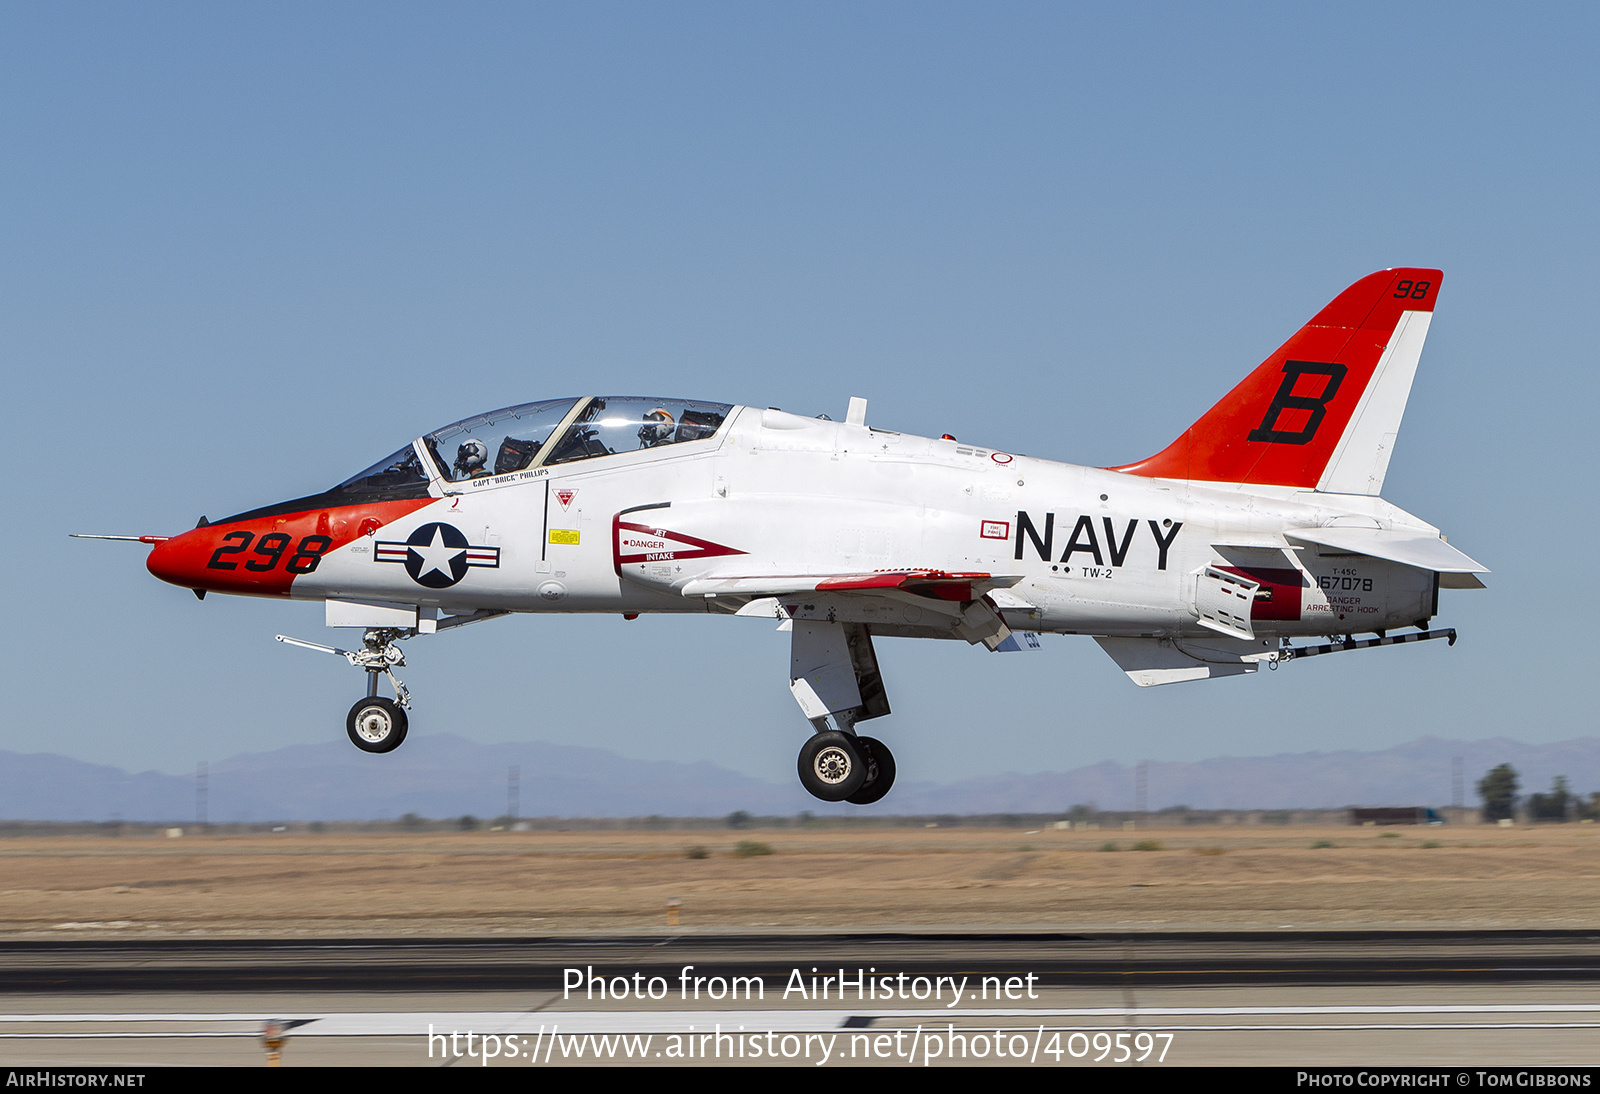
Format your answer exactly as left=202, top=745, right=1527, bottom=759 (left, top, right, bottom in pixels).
left=638, top=408, right=676, bottom=447
left=454, top=438, right=490, bottom=478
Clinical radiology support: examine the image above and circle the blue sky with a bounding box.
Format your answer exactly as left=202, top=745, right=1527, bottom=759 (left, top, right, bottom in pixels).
left=2, top=3, right=1594, bottom=794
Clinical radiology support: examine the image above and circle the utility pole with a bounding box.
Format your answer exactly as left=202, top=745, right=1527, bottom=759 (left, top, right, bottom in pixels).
left=508, top=765, right=520, bottom=822
left=196, top=761, right=208, bottom=830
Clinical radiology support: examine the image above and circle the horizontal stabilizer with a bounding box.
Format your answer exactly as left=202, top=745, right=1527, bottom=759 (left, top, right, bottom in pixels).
left=1284, top=527, right=1488, bottom=574
left=1096, top=635, right=1275, bottom=687
left=1211, top=534, right=1296, bottom=550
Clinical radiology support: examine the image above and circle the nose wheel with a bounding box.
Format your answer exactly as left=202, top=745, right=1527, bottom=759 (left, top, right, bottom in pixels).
left=347, top=695, right=408, bottom=753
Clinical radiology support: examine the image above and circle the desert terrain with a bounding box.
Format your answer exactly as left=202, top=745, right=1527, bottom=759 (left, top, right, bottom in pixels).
left=0, top=823, right=1594, bottom=938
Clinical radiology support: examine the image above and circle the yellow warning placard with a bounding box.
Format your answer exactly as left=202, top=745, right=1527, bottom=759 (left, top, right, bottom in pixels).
left=548, top=529, right=580, bottom=545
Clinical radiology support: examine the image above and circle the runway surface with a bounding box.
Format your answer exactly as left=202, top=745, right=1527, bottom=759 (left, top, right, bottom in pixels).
left=3, top=932, right=1598, bottom=1066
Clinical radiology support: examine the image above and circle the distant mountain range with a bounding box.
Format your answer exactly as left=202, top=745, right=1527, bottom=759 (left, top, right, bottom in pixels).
left=0, top=734, right=1592, bottom=822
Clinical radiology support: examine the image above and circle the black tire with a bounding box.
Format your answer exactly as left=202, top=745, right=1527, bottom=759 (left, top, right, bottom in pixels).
left=846, top=735, right=896, bottom=805
left=346, top=696, right=409, bottom=754
left=797, top=731, right=866, bottom=802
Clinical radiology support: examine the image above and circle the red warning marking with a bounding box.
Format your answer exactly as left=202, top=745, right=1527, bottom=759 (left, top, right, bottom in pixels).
left=611, top=518, right=747, bottom=572
left=556, top=489, right=577, bottom=510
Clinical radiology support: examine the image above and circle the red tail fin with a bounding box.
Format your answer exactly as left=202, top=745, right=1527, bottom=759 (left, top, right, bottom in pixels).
left=1112, top=268, right=1442, bottom=489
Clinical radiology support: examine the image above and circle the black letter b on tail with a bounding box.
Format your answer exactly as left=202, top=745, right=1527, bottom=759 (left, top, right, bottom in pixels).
left=1247, top=360, right=1346, bottom=445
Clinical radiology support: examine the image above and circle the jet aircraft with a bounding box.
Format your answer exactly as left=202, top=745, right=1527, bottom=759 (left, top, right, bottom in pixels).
left=81, top=268, right=1485, bottom=805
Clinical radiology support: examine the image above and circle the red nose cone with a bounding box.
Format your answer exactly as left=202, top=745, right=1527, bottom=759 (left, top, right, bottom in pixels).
left=144, top=522, right=302, bottom=597
left=144, top=497, right=435, bottom=598
left=146, top=528, right=215, bottom=591
left=144, top=521, right=304, bottom=597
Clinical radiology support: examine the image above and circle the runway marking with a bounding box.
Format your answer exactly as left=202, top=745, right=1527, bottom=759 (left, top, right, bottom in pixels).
left=6, top=1004, right=1600, bottom=1037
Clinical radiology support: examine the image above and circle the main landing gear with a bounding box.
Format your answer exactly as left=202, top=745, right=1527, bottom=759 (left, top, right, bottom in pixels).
left=789, top=620, right=899, bottom=805
left=797, top=732, right=897, bottom=804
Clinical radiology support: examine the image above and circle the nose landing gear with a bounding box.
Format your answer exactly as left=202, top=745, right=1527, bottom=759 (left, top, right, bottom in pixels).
left=277, top=610, right=507, bottom=755
left=277, top=628, right=413, bottom=754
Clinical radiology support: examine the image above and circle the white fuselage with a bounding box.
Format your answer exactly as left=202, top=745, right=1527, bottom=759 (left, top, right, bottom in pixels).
left=291, top=406, right=1438, bottom=640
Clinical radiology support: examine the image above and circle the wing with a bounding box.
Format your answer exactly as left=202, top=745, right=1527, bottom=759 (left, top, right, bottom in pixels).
left=683, top=571, right=1033, bottom=652
left=680, top=570, right=1022, bottom=600
left=610, top=507, right=1033, bottom=649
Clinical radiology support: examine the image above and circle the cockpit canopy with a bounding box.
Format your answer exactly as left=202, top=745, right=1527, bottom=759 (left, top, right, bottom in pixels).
left=335, top=396, right=733, bottom=498
left=424, top=397, right=581, bottom=482
left=541, top=396, right=730, bottom=468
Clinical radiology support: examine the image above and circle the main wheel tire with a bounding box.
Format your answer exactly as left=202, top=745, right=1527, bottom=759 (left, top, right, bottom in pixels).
left=346, top=696, right=409, bottom=754
left=846, top=735, right=897, bottom=805
left=797, top=731, right=866, bottom=802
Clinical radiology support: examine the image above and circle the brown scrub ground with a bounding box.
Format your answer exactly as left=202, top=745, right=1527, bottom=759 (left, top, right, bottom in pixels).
left=0, top=824, right=1592, bottom=938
